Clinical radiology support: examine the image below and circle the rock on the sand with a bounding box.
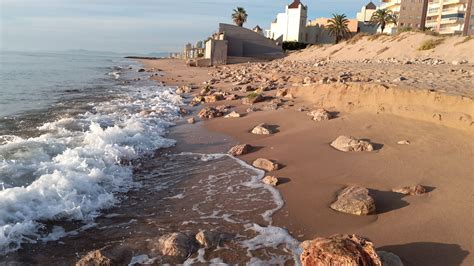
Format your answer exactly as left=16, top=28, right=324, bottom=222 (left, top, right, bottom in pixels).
left=198, top=107, right=223, bottom=119
left=330, top=185, right=376, bottom=215
left=155, top=233, right=197, bottom=258
left=262, top=176, right=279, bottom=186
left=392, top=184, right=427, bottom=195
left=377, top=251, right=404, bottom=266
left=397, top=140, right=410, bottom=145
left=187, top=117, right=195, bottom=124
left=252, top=158, right=279, bottom=172
left=330, top=136, right=374, bottom=152
left=225, top=111, right=241, bottom=118
left=228, top=144, right=252, bottom=156
left=300, top=234, right=382, bottom=266
left=307, top=109, right=333, bottom=121
left=251, top=123, right=275, bottom=135
left=76, top=250, right=112, bottom=266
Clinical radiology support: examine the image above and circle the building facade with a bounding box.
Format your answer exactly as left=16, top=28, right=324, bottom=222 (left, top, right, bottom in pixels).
left=380, top=0, right=429, bottom=33
left=357, top=1, right=378, bottom=22
left=266, top=0, right=308, bottom=42
left=426, top=0, right=473, bottom=35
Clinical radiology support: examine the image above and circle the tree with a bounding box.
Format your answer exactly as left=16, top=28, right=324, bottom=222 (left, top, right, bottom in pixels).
left=370, top=9, right=397, bottom=33
left=326, top=14, right=351, bottom=44
left=232, top=7, right=248, bottom=27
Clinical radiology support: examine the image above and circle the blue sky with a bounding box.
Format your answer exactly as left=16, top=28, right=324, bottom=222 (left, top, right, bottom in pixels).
left=1, top=0, right=372, bottom=53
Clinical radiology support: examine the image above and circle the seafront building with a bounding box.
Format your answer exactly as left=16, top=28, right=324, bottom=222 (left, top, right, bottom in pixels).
left=357, top=2, right=378, bottom=22
left=425, top=0, right=473, bottom=35
left=266, top=0, right=308, bottom=42
left=379, top=0, right=429, bottom=33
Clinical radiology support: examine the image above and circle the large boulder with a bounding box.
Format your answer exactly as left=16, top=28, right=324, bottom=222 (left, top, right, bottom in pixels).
left=377, top=251, right=404, bottom=266
left=251, top=123, right=275, bottom=135
left=392, top=184, right=426, bottom=196
left=198, top=107, right=223, bottom=119
left=195, top=230, right=224, bottom=249
left=252, top=158, right=280, bottom=172
left=154, top=233, right=197, bottom=258
left=76, top=250, right=112, bottom=266
left=300, top=234, right=382, bottom=266
left=307, top=109, right=333, bottom=121
left=228, top=144, right=252, bottom=156
left=330, top=186, right=376, bottom=215
left=330, top=136, right=374, bottom=152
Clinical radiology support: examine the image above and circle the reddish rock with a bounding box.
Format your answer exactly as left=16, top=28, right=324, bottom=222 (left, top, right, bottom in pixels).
left=262, top=176, right=279, bottom=186
left=392, top=184, right=427, bottom=195
left=76, top=250, right=112, bottom=266
left=330, top=186, right=376, bottom=215
left=198, top=107, right=223, bottom=119
left=252, top=158, right=280, bottom=172
left=228, top=144, right=252, bottom=156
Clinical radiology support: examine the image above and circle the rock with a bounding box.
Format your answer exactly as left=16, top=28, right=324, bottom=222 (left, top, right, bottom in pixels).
left=225, top=111, right=241, bottom=118
left=251, top=123, right=275, bottom=135
left=242, top=93, right=264, bottom=105
left=204, top=94, right=224, bottom=103
left=195, top=230, right=223, bottom=248
left=176, top=85, right=193, bottom=94
left=397, top=140, right=410, bottom=145
left=252, top=158, right=280, bottom=172
left=392, top=184, right=427, bottom=195
left=393, top=76, right=407, bottom=82
left=137, top=68, right=146, bottom=72
left=330, top=186, right=376, bottom=215
left=330, top=136, right=374, bottom=152
left=198, top=107, right=223, bottom=119
left=276, top=88, right=289, bottom=97
left=307, top=109, right=333, bottom=121
left=155, top=233, right=197, bottom=258
left=76, top=250, right=112, bottom=266
left=228, top=144, right=252, bottom=156
left=377, top=251, right=404, bottom=266
left=262, top=176, right=279, bottom=186
left=187, top=117, right=195, bottom=124
left=300, top=234, right=381, bottom=266
left=225, top=94, right=239, bottom=100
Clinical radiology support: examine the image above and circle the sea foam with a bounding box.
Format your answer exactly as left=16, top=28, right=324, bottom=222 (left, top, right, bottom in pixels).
left=0, top=85, right=182, bottom=254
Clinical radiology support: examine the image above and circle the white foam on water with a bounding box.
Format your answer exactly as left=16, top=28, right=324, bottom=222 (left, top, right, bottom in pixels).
left=0, top=85, right=183, bottom=254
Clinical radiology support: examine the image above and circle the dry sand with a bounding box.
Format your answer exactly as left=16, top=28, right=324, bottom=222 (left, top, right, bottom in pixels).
left=140, top=39, right=473, bottom=266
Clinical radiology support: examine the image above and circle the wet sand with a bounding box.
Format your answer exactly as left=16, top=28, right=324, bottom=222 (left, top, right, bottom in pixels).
left=142, top=58, right=474, bottom=266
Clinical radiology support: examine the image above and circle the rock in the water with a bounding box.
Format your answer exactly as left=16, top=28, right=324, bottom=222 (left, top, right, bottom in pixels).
left=392, top=184, right=427, bottom=195
left=252, top=158, right=280, bottom=172
left=300, top=234, right=381, bottom=266
left=225, top=111, right=241, bottom=118
left=198, top=107, right=223, bottom=119
left=307, top=109, right=333, bottom=121
left=330, top=136, right=374, bottom=152
left=228, top=144, right=252, bottom=156
left=251, top=123, right=275, bottom=135
left=76, top=250, right=112, bottom=266
left=187, top=117, right=195, bottom=124
left=330, top=186, right=376, bottom=215
left=155, top=233, right=197, bottom=258
left=262, top=176, right=279, bottom=186
left=377, top=251, right=404, bottom=266
left=195, top=230, right=222, bottom=248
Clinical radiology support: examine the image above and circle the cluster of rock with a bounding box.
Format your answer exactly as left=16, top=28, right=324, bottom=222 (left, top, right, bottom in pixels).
left=330, top=136, right=374, bottom=152
left=307, top=109, right=333, bottom=121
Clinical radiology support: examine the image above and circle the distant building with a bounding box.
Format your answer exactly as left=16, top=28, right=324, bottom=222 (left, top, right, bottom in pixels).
left=357, top=1, right=378, bottom=22
left=266, top=0, right=308, bottom=42
left=379, top=0, right=428, bottom=34
left=252, top=25, right=264, bottom=35
left=426, top=0, right=473, bottom=35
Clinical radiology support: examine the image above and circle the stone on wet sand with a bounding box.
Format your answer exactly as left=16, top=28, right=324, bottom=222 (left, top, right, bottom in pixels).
left=330, top=136, right=374, bottom=152
left=76, top=250, right=112, bottom=266
left=252, top=158, right=280, bottom=172
left=251, top=123, right=275, bottom=135
left=330, top=185, right=376, bottom=215
left=307, top=109, right=333, bottom=121
left=228, top=144, right=252, bottom=156
left=155, top=233, right=197, bottom=258
left=262, top=176, right=279, bottom=186
left=397, top=140, right=410, bottom=145
left=195, top=230, right=224, bottom=249
left=187, top=117, right=195, bottom=124
left=392, top=184, right=427, bottom=195
left=225, top=111, right=241, bottom=118
left=198, top=107, right=223, bottom=119
left=377, top=251, right=404, bottom=266
left=300, top=234, right=382, bottom=266
left=204, top=94, right=224, bottom=103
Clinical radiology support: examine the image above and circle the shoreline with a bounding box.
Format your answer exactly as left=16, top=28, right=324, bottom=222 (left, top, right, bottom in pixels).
left=142, top=58, right=474, bottom=265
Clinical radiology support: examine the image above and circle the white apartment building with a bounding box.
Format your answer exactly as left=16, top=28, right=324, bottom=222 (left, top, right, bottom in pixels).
left=426, top=0, right=472, bottom=35
left=265, top=0, right=308, bottom=42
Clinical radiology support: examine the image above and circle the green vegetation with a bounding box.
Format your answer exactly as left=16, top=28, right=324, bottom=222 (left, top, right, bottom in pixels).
left=326, top=14, right=351, bottom=44
left=346, top=33, right=369, bottom=44
left=370, top=9, right=397, bottom=33
left=282, top=41, right=309, bottom=51
left=418, top=38, right=445, bottom=50
left=247, top=92, right=261, bottom=99
left=232, top=7, right=248, bottom=27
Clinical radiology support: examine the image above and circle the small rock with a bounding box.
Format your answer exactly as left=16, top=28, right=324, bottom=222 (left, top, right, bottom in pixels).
left=392, top=184, right=427, bottom=195
left=300, top=234, right=382, bottom=266
left=262, top=176, right=279, bottom=186
left=204, top=94, right=224, bottom=103
left=76, top=250, right=112, bottom=266
left=195, top=230, right=222, bottom=248
left=198, top=107, right=223, bottom=119
left=307, top=109, right=333, bottom=121
left=225, top=111, right=241, bottom=118
left=228, top=144, right=252, bottom=156
left=377, top=251, right=404, bottom=266
left=330, top=136, right=374, bottom=152
left=251, top=123, right=275, bottom=135
left=155, top=233, right=197, bottom=258
left=252, top=158, right=280, bottom=172
left=242, top=93, right=264, bottom=105
left=393, top=76, right=407, bottom=82
left=330, top=185, right=376, bottom=215
left=137, top=68, right=146, bottom=72
left=397, top=140, right=410, bottom=145
left=187, top=117, right=195, bottom=124
left=276, top=88, right=289, bottom=97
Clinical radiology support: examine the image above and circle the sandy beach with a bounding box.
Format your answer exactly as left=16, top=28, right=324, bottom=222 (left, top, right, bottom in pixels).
left=139, top=38, right=474, bottom=266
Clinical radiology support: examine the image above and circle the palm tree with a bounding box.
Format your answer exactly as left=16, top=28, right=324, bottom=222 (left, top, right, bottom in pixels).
left=232, top=7, right=248, bottom=27
left=326, top=14, right=351, bottom=44
left=370, top=9, right=397, bottom=33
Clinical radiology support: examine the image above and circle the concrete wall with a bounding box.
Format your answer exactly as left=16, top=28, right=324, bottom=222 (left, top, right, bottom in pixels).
left=219, top=24, right=283, bottom=58
left=205, top=39, right=228, bottom=66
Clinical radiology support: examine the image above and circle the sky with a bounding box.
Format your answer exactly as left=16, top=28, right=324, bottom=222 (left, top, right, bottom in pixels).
left=0, top=0, right=372, bottom=54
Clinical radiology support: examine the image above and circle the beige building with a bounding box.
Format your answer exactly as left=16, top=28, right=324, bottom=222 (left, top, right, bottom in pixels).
left=357, top=2, right=378, bottom=22
left=380, top=0, right=402, bottom=33
left=426, top=0, right=473, bottom=35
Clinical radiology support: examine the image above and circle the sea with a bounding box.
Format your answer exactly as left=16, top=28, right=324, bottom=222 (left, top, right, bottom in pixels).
left=0, top=51, right=300, bottom=264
